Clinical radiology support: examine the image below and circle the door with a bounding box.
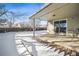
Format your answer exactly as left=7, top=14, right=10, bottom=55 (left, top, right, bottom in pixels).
left=54, top=20, right=67, bottom=34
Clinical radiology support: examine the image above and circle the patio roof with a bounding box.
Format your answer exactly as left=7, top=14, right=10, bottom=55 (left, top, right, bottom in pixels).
left=29, top=3, right=79, bottom=20
left=29, top=3, right=51, bottom=19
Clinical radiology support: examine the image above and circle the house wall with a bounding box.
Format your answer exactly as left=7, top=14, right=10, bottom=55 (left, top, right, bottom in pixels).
left=67, top=16, right=79, bottom=34
left=47, top=20, right=54, bottom=34
left=47, top=19, right=67, bottom=34
left=47, top=16, right=79, bottom=35
left=46, top=4, right=79, bottom=35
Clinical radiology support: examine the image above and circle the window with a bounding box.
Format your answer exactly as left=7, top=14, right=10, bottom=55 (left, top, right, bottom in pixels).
left=54, top=20, right=67, bottom=33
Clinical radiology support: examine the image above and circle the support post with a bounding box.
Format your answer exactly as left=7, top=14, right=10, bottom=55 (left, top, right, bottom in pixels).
left=33, top=18, right=35, bottom=38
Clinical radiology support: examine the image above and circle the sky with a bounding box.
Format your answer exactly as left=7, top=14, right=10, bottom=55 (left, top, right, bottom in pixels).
left=3, top=3, right=47, bottom=25
left=5, top=3, right=44, bottom=16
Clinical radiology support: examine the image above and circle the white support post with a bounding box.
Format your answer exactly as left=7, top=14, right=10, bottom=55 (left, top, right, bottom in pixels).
left=33, top=18, right=35, bottom=38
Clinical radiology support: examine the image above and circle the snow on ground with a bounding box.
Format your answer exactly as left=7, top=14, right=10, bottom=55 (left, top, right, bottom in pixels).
left=15, top=30, right=47, bottom=37
left=0, top=30, right=69, bottom=56
left=15, top=30, right=67, bottom=56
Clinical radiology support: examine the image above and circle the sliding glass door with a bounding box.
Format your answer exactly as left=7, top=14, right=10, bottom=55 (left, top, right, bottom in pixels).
left=54, top=20, right=67, bottom=34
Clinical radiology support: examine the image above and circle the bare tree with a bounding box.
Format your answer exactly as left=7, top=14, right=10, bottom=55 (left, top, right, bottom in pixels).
left=0, top=4, right=8, bottom=17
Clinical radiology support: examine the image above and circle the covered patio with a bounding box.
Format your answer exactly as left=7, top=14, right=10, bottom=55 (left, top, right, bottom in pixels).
left=29, top=3, right=79, bottom=56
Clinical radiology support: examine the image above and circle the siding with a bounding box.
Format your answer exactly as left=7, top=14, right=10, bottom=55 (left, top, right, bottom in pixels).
left=68, top=16, right=79, bottom=33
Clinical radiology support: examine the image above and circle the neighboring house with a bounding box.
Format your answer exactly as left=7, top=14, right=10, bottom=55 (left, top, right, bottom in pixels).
left=0, top=19, right=9, bottom=28
left=12, top=23, right=21, bottom=28
left=29, top=3, right=79, bottom=36
left=0, top=23, right=9, bottom=28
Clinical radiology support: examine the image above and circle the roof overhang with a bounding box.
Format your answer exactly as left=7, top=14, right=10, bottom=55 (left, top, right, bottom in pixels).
left=29, top=3, right=79, bottom=21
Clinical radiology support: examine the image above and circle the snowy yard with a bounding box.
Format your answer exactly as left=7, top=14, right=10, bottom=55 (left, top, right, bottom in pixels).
left=0, top=30, right=67, bottom=56
left=15, top=30, right=67, bottom=56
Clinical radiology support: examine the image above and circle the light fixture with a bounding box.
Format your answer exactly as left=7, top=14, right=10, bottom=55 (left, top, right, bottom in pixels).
left=53, top=14, right=55, bottom=16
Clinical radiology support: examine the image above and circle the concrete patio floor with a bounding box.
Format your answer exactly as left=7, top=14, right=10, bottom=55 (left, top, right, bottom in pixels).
left=36, top=34, right=79, bottom=56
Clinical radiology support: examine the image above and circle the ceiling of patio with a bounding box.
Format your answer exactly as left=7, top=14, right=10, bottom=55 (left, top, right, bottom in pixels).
left=30, top=3, right=79, bottom=21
